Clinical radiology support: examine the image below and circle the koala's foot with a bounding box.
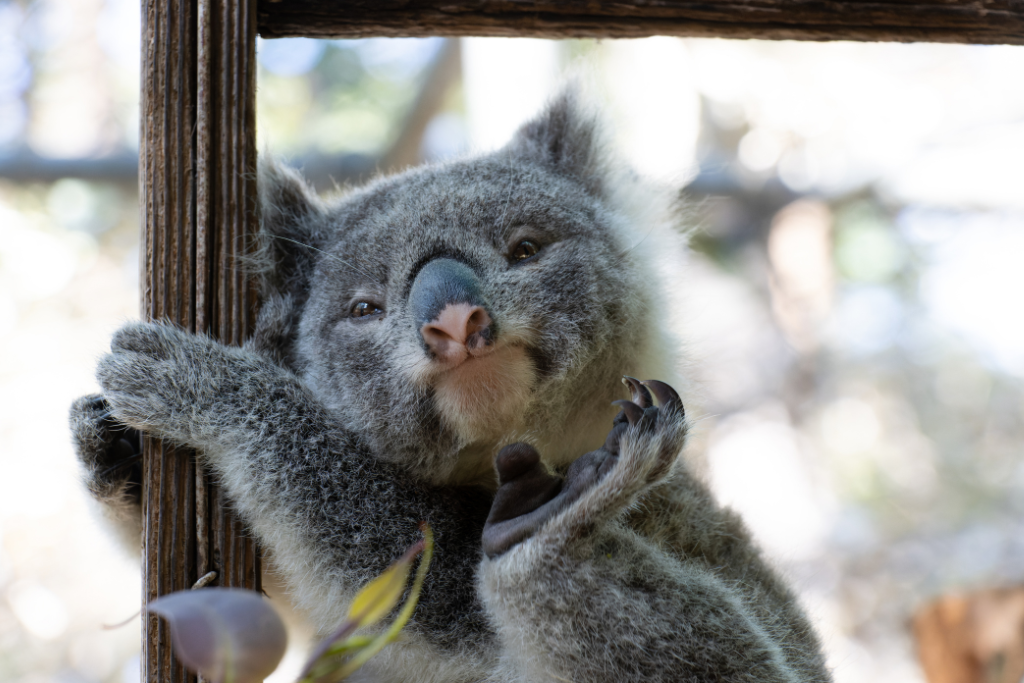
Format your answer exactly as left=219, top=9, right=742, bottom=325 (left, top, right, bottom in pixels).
left=70, top=393, right=143, bottom=505
left=482, top=377, right=686, bottom=558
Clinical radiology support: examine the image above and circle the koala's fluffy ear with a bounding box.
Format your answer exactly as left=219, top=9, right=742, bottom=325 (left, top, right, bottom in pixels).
left=257, top=158, right=326, bottom=296
left=506, top=86, right=606, bottom=195
left=251, top=159, right=325, bottom=368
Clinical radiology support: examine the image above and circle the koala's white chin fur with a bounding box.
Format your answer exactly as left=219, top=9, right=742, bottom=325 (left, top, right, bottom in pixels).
left=434, top=344, right=535, bottom=449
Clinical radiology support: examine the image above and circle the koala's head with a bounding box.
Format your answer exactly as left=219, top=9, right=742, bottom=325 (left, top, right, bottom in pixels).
left=253, top=89, right=682, bottom=485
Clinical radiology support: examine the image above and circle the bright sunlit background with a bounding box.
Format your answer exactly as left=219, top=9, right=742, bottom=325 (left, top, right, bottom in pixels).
left=1, top=1, right=1023, bottom=682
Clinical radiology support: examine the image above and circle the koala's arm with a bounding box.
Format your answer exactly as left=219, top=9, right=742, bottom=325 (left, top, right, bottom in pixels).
left=480, top=383, right=830, bottom=683
left=92, top=321, right=493, bottom=650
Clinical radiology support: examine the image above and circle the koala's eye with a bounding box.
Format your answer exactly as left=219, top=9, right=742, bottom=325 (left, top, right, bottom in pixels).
left=511, top=240, right=540, bottom=263
left=350, top=301, right=384, bottom=318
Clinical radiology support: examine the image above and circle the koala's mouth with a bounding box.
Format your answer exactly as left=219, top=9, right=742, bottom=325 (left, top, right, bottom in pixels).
left=432, top=343, right=536, bottom=444
left=409, top=293, right=540, bottom=441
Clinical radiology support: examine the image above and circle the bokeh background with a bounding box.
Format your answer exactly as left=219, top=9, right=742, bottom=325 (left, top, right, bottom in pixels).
left=1, top=1, right=1023, bottom=682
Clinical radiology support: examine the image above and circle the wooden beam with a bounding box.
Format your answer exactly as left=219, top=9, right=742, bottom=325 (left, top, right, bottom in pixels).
left=140, top=0, right=260, bottom=680
left=256, top=1, right=1024, bottom=45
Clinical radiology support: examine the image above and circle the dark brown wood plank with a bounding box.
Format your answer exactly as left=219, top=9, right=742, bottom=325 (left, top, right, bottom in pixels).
left=257, top=0, right=1024, bottom=45
left=141, top=2, right=197, bottom=680
left=140, top=0, right=260, bottom=680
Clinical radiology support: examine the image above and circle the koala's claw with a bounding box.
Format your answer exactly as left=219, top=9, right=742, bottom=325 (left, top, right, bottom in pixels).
left=607, top=378, right=686, bottom=490
left=611, top=399, right=645, bottom=426
left=621, top=376, right=652, bottom=408
left=642, top=379, right=683, bottom=416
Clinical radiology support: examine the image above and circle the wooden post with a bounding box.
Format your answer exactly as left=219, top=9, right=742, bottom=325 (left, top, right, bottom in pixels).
left=140, top=1, right=260, bottom=681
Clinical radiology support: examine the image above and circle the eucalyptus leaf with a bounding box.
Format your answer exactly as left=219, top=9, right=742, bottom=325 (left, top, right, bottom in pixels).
left=299, top=524, right=434, bottom=683
left=148, top=588, right=287, bottom=683
left=346, top=540, right=422, bottom=627
left=332, top=524, right=433, bottom=681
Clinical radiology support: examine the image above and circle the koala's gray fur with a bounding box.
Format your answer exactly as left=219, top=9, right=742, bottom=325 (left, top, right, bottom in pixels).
left=70, top=89, right=831, bottom=682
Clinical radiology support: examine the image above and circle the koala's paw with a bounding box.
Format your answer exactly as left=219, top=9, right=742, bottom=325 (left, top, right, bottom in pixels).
left=96, top=321, right=231, bottom=442
left=70, top=393, right=143, bottom=505
left=599, top=376, right=687, bottom=494
left=482, top=378, right=686, bottom=558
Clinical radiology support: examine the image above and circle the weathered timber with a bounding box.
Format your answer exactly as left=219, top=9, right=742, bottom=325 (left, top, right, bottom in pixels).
left=140, top=1, right=260, bottom=681
left=256, top=0, right=1024, bottom=45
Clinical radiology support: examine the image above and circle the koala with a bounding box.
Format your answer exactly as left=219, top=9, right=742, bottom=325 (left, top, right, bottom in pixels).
left=70, top=89, right=831, bottom=683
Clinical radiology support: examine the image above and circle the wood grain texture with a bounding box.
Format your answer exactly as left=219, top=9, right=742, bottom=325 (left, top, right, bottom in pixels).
left=140, top=1, right=260, bottom=681
left=256, top=0, right=1024, bottom=44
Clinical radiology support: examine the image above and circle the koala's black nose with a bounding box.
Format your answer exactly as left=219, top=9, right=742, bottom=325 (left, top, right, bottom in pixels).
left=409, top=258, right=495, bottom=360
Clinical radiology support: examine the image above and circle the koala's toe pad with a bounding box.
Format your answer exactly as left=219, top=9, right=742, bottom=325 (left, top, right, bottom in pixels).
left=482, top=443, right=617, bottom=559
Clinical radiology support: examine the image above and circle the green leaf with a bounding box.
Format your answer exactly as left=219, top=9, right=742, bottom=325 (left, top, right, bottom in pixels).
left=346, top=541, right=421, bottom=628
left=299, top=523, right=434, bottom=683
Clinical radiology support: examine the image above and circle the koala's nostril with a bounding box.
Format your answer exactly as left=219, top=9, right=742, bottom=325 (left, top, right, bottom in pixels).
left=421, top=303, right=493, bottom=359
left=466, top=308, right=491, bottom=341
